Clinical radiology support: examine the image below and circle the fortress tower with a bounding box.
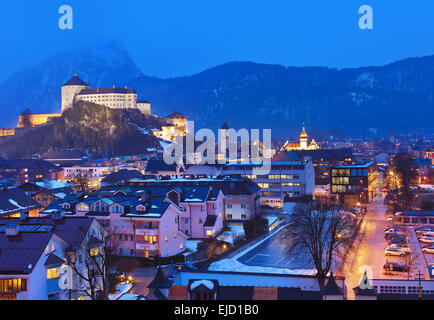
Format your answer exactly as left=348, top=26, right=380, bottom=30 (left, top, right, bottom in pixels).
left=61, top=73, right=90, bottom=113
left=299, top=126, right=308, bottom=150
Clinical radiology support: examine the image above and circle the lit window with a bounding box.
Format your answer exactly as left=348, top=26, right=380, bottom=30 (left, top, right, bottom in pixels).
left=47, top=268, right=60, bottom=279
left=180, top=243, right=184, bottom=249
left=207, top=230, right=212, bottom=236
left=174, top=232, right=177, bottom=238
left=164, top=236, right=168, bottom=241
left=89, top=248, right=99, bottom=256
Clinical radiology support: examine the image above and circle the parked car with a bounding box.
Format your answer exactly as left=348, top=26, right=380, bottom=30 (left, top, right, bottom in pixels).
left=419, top=237, right=434, bottom=244
left=388, top=238, right=406, bottom=246
left=386, top=226, right=405, bottom=232
left=416, top=227, right=434, bottom=233
left=422, top=246, right=434, bottom=254
left=386, top=244, right=411, bottom=253
left=385, top=229, right=407, bottom=236
left=383, top=262, right=409, bottom=272
left=384, top=247, right=407, bottom=256
left=385, top=233, right=407, bottom=243
left=417, top=232, right=434, bottom=239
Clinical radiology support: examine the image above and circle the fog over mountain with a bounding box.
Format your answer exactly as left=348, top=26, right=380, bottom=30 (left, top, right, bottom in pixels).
left=1, top=42, right=433, bottom=136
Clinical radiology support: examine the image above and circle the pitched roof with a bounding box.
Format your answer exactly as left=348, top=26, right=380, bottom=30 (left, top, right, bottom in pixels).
left=0, top=159, right=62, bottom=172
left=167, top=110, right=185, bottom=118
left=40, top=149, right=87, bottom=161
left=101, top=170, right=143, bottom=185
left=300, top=126, right=308, bottom=138
left=0, top=217, right=95, bottom=248
left=321, top=273, right=344, bottom=296
left=0, top=187, right=43, bottom=217
left=148, top=267, right=173, bottom=289
left=204, top=215, right=217, bottom=227
left=62, top=73, right=88, bottom=87
left=78, top=87, right=137, bottom=95
left=44, top=253, right=65, bottom=267
left=145, top=160, right=177, bottom=173
left=0, top=231, right=53, bottom=274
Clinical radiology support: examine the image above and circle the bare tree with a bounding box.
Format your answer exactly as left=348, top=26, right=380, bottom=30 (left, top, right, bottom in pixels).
left=283, top=200, right=358, bottom=286
left=401, top=251, right=420, bottom=280
left=67, top=224, right=124, bottom=300
left=389, top=153, right=417, bottom=209
left=70, top=172, right=92, bottom=194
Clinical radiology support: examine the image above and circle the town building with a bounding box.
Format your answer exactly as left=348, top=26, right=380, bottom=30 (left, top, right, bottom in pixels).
left=281, top=126, right=320, bottom=151
left=42, top=183, right=226, bottom=259
left=40, top=149, right=89, bottom=167
left=166, top=269, right=346, bottom=300
left=220, top=160, right=315, bottom=209
left=274, top=148, right=354, bottom=185
left=128, top=176, right=261, bottom=223
left=153, top=111, right=188, bottom=141
left=393, top=210, right=434, bottom=226
left=0, top=187, right=42, bottom=218
left=330, top=162, right=378, bottom=206
left=18, top=180, right=72, bottom=209
left=17, top=113, right=62, bottom=129
left=0, top=215, right=103, bottom=300
left=0, top=159, right=64, bottom=186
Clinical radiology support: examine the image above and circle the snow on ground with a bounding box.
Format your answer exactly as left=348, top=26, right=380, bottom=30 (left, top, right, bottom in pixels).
left=210, top=224, right=316, bottom=275
left=185, top=240, right=202, bottom=252
left=217, top=225, right=245, bottom=245
left=109, top=283, right=133, bottom=300
left=118, top=294, right=146, bottom=301
left=209, top=257, right=316, bottom=276
left=418, top=184, right=434, bottom=192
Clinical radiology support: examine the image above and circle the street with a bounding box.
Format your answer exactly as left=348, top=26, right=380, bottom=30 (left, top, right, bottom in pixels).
left=338, top=191, right=428, bottom=300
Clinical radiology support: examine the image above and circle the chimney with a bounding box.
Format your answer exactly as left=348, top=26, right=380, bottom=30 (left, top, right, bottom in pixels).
left=52, top=210, right=65, bottom=221
left=5, top=224, right=19, bottom=237
left=20, top=211, right=29, bottom=221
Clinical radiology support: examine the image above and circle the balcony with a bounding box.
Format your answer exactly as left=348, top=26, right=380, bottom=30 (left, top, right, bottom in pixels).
left=136, top=242, right=159, bottom=251
left=135, top=228, right=159, bottom=236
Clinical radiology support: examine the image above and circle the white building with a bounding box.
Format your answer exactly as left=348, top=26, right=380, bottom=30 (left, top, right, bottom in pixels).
left=61, top=73, right=151, bottom=115
left=221, top=159, right=315, bottom=208
left=0, top=215, right=104, bottom=300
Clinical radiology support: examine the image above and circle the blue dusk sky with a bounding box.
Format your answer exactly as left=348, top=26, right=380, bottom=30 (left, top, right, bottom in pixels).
left=0, top=0, right=434, bottom=81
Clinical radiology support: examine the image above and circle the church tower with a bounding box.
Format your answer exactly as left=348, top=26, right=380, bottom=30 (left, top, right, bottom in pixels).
left=299, top=125, right=308, bottom=150
left=61, top=73, right=90, bottom=113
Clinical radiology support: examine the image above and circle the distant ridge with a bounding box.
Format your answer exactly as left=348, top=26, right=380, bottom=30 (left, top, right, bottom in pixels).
left=0, top=42, right=433, bottom=135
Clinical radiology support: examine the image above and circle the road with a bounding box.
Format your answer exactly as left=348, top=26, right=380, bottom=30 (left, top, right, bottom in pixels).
left=338, top=191, right=427, bottom=300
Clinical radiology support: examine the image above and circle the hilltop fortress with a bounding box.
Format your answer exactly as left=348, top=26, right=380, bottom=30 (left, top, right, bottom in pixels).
left=61, top=73, right=151, bottom=115
left=0, top=73, right=187, bottom=142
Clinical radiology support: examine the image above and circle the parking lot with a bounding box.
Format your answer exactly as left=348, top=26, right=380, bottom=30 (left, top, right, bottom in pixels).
left=340, top=198, right=431, bottom=298
left=237, top=227, right=315, bottom=270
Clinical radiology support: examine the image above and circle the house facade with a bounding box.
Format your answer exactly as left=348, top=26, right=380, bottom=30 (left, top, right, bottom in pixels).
left=0, top=216, right=103, bottom=300
left=43, top=184, right=225, bottom=259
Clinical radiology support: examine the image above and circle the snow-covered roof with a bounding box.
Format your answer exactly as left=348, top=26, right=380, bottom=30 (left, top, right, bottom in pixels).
left=190, top=280, right=214, bottom=291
